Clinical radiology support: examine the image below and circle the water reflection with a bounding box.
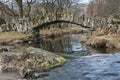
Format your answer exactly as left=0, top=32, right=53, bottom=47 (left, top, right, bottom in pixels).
left=70, top=35, right=87, bottom=52
left=34, top=34, right=87, bottom=53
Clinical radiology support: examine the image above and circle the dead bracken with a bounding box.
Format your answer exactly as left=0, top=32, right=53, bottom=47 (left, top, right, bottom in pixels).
left=86, top=25, right=120, bottom=50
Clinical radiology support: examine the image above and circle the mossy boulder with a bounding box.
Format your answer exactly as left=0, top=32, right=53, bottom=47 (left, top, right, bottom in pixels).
left=0, top=46, right=66, bottom=79
left=25, top=47, right=67, bottom=69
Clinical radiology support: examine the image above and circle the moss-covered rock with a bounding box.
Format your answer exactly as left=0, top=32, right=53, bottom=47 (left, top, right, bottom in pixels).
left=0, top=46, right=67, bottom=79
left=24, top=47, right=67, bottom=69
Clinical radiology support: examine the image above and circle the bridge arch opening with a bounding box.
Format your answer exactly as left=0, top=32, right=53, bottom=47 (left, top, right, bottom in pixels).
left=32, top=20, right=91, bottom=38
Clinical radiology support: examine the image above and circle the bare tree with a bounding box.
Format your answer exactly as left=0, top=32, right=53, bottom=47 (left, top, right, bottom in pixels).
left=86, top=1, right=94, bottom=16
left=86, top=0, right=120, bottom=17
left=26, top=0, right=36, bottom=17
left=0, top=1, right=17, bottom=16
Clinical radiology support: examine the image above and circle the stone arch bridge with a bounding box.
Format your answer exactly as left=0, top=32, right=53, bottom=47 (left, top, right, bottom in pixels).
left=33, top=20, right=91, bottom=32
left=0, top=16, right=115, bottom=33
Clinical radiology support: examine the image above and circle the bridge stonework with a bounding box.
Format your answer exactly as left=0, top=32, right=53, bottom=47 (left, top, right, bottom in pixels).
left=0, top=15, right=119, bottom=33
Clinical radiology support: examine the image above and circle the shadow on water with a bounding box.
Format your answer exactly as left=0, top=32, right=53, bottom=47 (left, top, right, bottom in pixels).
left=33, top=34, right=87, bottom=54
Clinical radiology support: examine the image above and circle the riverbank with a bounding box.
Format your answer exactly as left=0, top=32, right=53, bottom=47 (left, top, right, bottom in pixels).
left=86, top=25, right=120, bottom=51
left=0, top=30, right=67, bottom=79
left=0, top=31, right=28, bottom=44
left=0, top=25, right=88, bottom=44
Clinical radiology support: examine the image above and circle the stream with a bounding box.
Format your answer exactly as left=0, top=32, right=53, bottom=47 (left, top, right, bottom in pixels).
left=35, top=34, right=120, bottom=80
left=0, top=34, right=120, bottom=80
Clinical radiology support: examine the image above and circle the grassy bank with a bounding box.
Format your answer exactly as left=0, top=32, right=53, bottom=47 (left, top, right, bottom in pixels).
left=0, top=31, right=28, bottom=43
left=86, top=26, right=120, bottom=50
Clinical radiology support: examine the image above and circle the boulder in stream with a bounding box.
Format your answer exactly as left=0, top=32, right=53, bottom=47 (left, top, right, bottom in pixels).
left=0, top=46, right=67, bottom=79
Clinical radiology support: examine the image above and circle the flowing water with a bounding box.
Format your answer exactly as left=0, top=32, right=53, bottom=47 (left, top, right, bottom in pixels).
left=35, top=34, right=120, bottom=80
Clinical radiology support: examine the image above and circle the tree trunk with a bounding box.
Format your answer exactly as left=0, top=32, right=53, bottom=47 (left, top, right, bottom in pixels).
left=15, top=0, right=23, bottom=17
